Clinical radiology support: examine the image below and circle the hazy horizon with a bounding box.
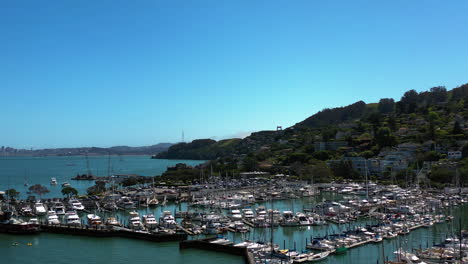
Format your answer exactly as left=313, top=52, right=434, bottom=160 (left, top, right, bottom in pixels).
left=2, top=0, right=468, bottom=149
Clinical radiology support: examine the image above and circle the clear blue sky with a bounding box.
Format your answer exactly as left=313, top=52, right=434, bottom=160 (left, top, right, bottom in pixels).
left=2, top=0, right=468, bottom=149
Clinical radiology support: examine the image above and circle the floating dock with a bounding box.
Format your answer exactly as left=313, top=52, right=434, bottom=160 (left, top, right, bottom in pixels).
left=180, top=238, right=255, bottom=264
left=40, top=224, right=187, bottom=242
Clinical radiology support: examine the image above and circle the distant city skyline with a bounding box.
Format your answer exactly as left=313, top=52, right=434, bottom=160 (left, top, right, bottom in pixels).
left=2, top=1, right=468, bottom=149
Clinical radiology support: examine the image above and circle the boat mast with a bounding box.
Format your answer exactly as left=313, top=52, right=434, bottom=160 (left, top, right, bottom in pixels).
left=365, top=159, right=369, bottom=200
left=269, top=174, right=274, bottom=254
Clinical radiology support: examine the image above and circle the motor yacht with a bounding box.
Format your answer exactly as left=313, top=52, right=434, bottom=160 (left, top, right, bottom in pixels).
left=87, top=214, right=102, bottom=226
left=50, top=177, right=58, bottom=185
left=53, top=202, right=66, bottom=215
left=34, top=202, right=47, bottom=216
left=147, top=197, right=159, bottom=207
left=68, top=199, right=85, bottom=211
left=159, top=211, right=177, bottom=228
left=65, top=211, right=81, bottom=226
left=105, top=217, right=122, bottom=227
left=128, top=211, right=144, bottom=230
left=47, top=211, right=60, bottom=225
left=117, top=196, right=135, bottom=209
left=142, top=214, right=158, bottom=230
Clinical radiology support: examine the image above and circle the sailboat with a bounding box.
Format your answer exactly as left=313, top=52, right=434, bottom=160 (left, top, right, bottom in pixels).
left=148, top=177, right=159, bottom=206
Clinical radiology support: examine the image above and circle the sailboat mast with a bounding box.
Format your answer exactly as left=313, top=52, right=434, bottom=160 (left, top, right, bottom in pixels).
left=365, top=159, right=369, bottom=200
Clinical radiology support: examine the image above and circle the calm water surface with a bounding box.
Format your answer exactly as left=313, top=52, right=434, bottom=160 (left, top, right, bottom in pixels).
left=0, top=156, right=204, bottom=198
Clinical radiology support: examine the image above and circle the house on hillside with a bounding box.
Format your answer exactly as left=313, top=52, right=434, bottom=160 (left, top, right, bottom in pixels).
left=447, top=150, right=462, bottom=160
left=327, top=157, right=381, bottom=176
left=397, top=142, right=420, bottom=153
left=378, top=150, right=414, bottom=173
left=314, top=141, right=348, bottom=151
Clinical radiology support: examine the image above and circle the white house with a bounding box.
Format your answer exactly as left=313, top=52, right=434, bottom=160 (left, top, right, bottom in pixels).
left=447, top=151, right=462, bottom=160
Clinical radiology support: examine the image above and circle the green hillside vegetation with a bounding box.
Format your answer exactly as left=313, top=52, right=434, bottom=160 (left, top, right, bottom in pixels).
left=155, top=83, right=468, bottom=188
left=155, top=138, right=243, bottom=160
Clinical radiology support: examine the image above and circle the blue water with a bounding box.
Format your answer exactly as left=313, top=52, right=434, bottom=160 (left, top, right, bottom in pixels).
left=0, top=233, right=241, bottom=264
left=0, top=156, right=204, bottom=198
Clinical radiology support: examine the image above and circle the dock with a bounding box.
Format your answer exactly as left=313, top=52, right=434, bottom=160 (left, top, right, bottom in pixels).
left=39, top=224, right=187, bottom=242
left=180, top=238, right=255, bottom=264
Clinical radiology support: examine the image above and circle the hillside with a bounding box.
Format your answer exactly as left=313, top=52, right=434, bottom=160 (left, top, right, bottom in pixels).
left=155, top=139, right=242, bottom=160
left=155, top=83, right=468, bottom=187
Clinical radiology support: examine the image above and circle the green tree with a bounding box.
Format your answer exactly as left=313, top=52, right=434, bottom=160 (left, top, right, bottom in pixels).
left=87, top=182, right=106, bottom=195
left=330, top=161, right=360, bottom=180
left=453, top=121, right=464, bottom=135
left=387, top=115, right=397, bottom=131
left=427, top=111, right=440, bottom=139
left=5, top=189, right=20, bottom=199
left=312, top=150, right=332, bottom=161
left=28, top=184, right=50, bottom=198
left=462, top=143, right=468, bottom=159
left=400, top=89, right=419, bottom=113
left=61, top=186, right=78, bottom=198
left=300, top=162, right=333, bottom=183
left=242, top=155, right=258, bottom=171
left=375, top=127, right=397, bottom=147
left=429, top=168, right=453, bottom=186
left=429, top=86, right=447, bottom=103
left=378, top=98, right=395, bottom=114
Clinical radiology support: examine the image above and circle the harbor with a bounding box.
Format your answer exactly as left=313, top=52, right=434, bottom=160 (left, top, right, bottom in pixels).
left=2, top=156, right=468, bottom=264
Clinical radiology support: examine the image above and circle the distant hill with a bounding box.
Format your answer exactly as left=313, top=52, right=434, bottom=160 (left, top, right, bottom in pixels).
left=155, top=139, right=242, bottom=160
left=1, top=143, right=173, bottom=157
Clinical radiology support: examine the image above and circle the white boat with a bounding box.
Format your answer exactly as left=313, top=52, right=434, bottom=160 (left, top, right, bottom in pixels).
left=34, top=202, right=47, bottom=216
left=105, top=217, right=122, bottom=227
left=65, top=211, right=81, bottom=226
left=53, top=202, right=66, bottom=215
left=297, top=212, right=312, bottom=226
left=147, top=197, right=159, bottom=207
left=142, top=214, right=158, bottom=229
left=395, top=249, right=428, bottom=264
left=28, top=218, right=39, bottom=225
left=68, top=199, right=85, bottom=211
left=229, top=221, right=249, bottom=233
left=50, top=177, right=58, bottom=185
left=20, top=205, right=33, bottom=216
left=210, top=238, right=231, bottom=245
left=62, top=182, right=71, bottom=187
left=117, top=197, right=135, bottom=209
left=47, top=211, right=60, bottom=225
left=242, top=209, right=255, bottom=219
left=87, top=214, right=102, bottom=226
left=159, top=211, right=177, bottom=228
left=128, top=211, right=144, bottom=230
left=231, top=209, right=243, bottom=220
left=308, top=251, right=330, bottom=262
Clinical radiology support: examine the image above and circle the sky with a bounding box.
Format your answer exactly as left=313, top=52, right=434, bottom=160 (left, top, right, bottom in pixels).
left=1, top=0, right=468, bottom=149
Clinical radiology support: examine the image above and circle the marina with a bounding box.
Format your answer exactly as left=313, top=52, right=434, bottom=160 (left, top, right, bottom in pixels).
left=4, top=1, right=468, bottom=263
left=1, top=156, right=468, bottom=263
